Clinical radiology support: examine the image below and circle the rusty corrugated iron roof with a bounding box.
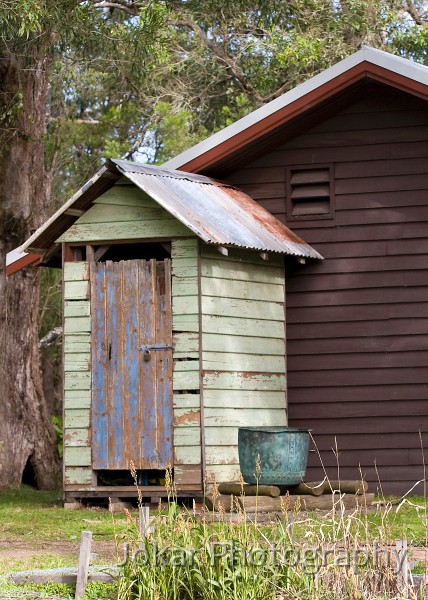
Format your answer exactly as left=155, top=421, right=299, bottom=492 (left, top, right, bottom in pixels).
left=20, top=159, right=322, bottom=260
left=113, top=160, right=322, bottom=259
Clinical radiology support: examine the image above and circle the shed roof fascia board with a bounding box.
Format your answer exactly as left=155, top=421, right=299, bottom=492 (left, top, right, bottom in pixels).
left=6, top=250, right=41, bottom=275
left=163, top=46, right=428, bottom=172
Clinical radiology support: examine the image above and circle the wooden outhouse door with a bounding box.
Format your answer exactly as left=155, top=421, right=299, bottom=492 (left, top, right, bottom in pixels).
left=91, top=258, right=173, bottom=471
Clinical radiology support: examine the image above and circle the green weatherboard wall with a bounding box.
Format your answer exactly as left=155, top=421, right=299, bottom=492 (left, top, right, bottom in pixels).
left=60, top=181, right=287, bottom=489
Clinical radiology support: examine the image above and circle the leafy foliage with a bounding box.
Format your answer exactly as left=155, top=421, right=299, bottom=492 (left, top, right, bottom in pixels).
left=51, top=416, right=63, bottom=459
left=3, top=0, right=428, bottom=203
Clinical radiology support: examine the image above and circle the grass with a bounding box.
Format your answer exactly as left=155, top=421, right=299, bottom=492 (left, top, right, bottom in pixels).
left=290, top=496, right=428, bottom=544
left=0, top=580, right=118, bottom=599
left=0, top=485, right=125, bottom=598
left=0, top=486, right=126, bottom=545
left=117, top=471, right=428, bottom=600
left=0, top=485, right=427, bottom=599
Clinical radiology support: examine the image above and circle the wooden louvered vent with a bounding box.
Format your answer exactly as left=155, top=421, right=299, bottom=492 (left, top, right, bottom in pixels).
left=286, top=165, right=334, bottom=220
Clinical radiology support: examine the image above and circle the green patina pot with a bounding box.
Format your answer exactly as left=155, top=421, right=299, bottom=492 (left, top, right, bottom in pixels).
left=238, top=426, right=311, bottom=485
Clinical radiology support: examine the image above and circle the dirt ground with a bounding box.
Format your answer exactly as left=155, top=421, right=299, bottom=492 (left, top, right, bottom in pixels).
left=1, top=538, right=426, bottom=568
left=0, top=539, right=119, bottom=571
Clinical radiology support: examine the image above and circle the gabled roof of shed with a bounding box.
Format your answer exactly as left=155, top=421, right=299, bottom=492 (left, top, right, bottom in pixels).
left=19, top=159, right=322, bottom=260
left=163, top=46, right=428, bottom=176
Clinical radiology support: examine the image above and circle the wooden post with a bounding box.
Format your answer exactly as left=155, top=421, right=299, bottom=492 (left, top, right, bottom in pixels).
left=139, top=505, right=152, bottom=538
left=396, top=539, right=408, bottom=594
left=75, top=530, right=92, bottom=600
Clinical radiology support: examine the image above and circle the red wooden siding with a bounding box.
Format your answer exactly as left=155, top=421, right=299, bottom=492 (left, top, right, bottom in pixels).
left=224, top=83, right=428, bottom=495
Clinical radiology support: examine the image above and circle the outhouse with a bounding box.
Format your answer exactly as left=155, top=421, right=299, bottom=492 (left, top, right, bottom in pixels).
left=20, top=159, right=320, bottom=502
left=11, top=46, right=428, bottom=497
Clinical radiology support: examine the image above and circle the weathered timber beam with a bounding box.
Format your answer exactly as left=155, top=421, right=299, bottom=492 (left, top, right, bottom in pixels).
left=218, top=483, right=280, bottom=497
left=93, top=245, right=111, bottom=262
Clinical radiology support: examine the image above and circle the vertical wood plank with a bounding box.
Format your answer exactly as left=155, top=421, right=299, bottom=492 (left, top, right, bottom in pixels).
left=92, top=263, right=108, bottom=469
left=123, top=260, right=140, bottom=468
left=107, top=261, right=124, bottom=469
left=156, top=259, right=173, bottom=467
left=139, top=259, right=157, bottom=466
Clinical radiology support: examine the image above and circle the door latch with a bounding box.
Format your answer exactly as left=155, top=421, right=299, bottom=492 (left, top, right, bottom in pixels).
left=138, top=343, right=174, bottom=362
left=138, top=344, right=174, bottom=352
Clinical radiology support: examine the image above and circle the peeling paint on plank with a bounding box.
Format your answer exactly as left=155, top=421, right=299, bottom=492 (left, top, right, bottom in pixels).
left=203, top=371, right=286, bottom=391
left=202, top=351, right=285, bottom=373
left=64, top=428, right=90, bottom=447
left=64, top=390, right=91, bottom=409
left=64, top=446, right=91, bottom=467
left=64, top=301, right=91, bottom=318
left=201, top=297, right=285, bottom=321
left=63, top=262, right=89, bottom=281
left=201, top=315, right=283, bottom=338
left=205, top=465, right=241, bottom=484
left=173, top=394, right=201, bottom=409
left=174, top=409, right=201, bottom=427
left=64, top=467, right=93, bottom=485
left=58, top=220, right=190, bottom=243
left=64, top=371, right=91, bottom=391
left=65, top=409, right=90, bottom=428
left=174, top=446, right=201, bottom=465
left=64, top=281, right=89, bottom=301
left=204, top=408, right=287, bottom=428
left=174, top=427, right=200, bottom=446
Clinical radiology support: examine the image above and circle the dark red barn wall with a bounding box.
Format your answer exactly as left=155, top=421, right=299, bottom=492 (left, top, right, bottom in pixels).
left=225, top=83, right=428, bottom=496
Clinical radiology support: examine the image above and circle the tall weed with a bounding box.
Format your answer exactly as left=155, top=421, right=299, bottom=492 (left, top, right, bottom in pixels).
left=117, top=470, right=422, bottom=600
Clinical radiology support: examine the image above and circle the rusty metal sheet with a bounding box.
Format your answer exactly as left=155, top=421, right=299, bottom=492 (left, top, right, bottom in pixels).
left=19, top=159, right=322, bottom=260
left=114, top=161, right=322, bottom=259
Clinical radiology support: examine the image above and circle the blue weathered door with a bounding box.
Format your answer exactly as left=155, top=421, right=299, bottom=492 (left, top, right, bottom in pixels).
left=91, top=259, right=173, bottom=470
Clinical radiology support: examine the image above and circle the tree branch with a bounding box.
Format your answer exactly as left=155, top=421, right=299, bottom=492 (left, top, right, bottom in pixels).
left=39, top=327, right=62, bottom=350
left=173, top=18, right=266, bottom=105
left=406, top=1, right=428, bottom=26
left=93, top=2, right=138, bottom=15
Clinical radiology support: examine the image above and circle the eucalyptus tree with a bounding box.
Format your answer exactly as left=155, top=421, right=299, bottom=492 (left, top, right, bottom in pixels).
left=0, top=0, right=163, bottom=488
left=142, top=0, right=420, bottom=163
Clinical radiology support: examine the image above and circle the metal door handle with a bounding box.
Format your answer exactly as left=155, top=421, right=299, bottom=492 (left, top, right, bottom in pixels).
left=138, top=344, right=174, bottom=352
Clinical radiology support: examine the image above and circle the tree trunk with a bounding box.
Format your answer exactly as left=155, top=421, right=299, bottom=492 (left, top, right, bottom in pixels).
left=0, top=40, right=61, bottom=489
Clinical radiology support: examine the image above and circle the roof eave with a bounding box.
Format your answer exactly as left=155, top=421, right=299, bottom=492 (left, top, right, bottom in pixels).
left=20, top=164, right=121, bottom=254
left=6, top=252, right=41, bottom=276
left=163, top=46, right=428, bottom=174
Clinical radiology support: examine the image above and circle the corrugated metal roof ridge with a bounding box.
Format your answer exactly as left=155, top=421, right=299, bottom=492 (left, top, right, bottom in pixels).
left=111, top=159, right=224, bottom=186
left=163, top=46, right=428, bottom=171
left=117, top=163, right=323, bottom=258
